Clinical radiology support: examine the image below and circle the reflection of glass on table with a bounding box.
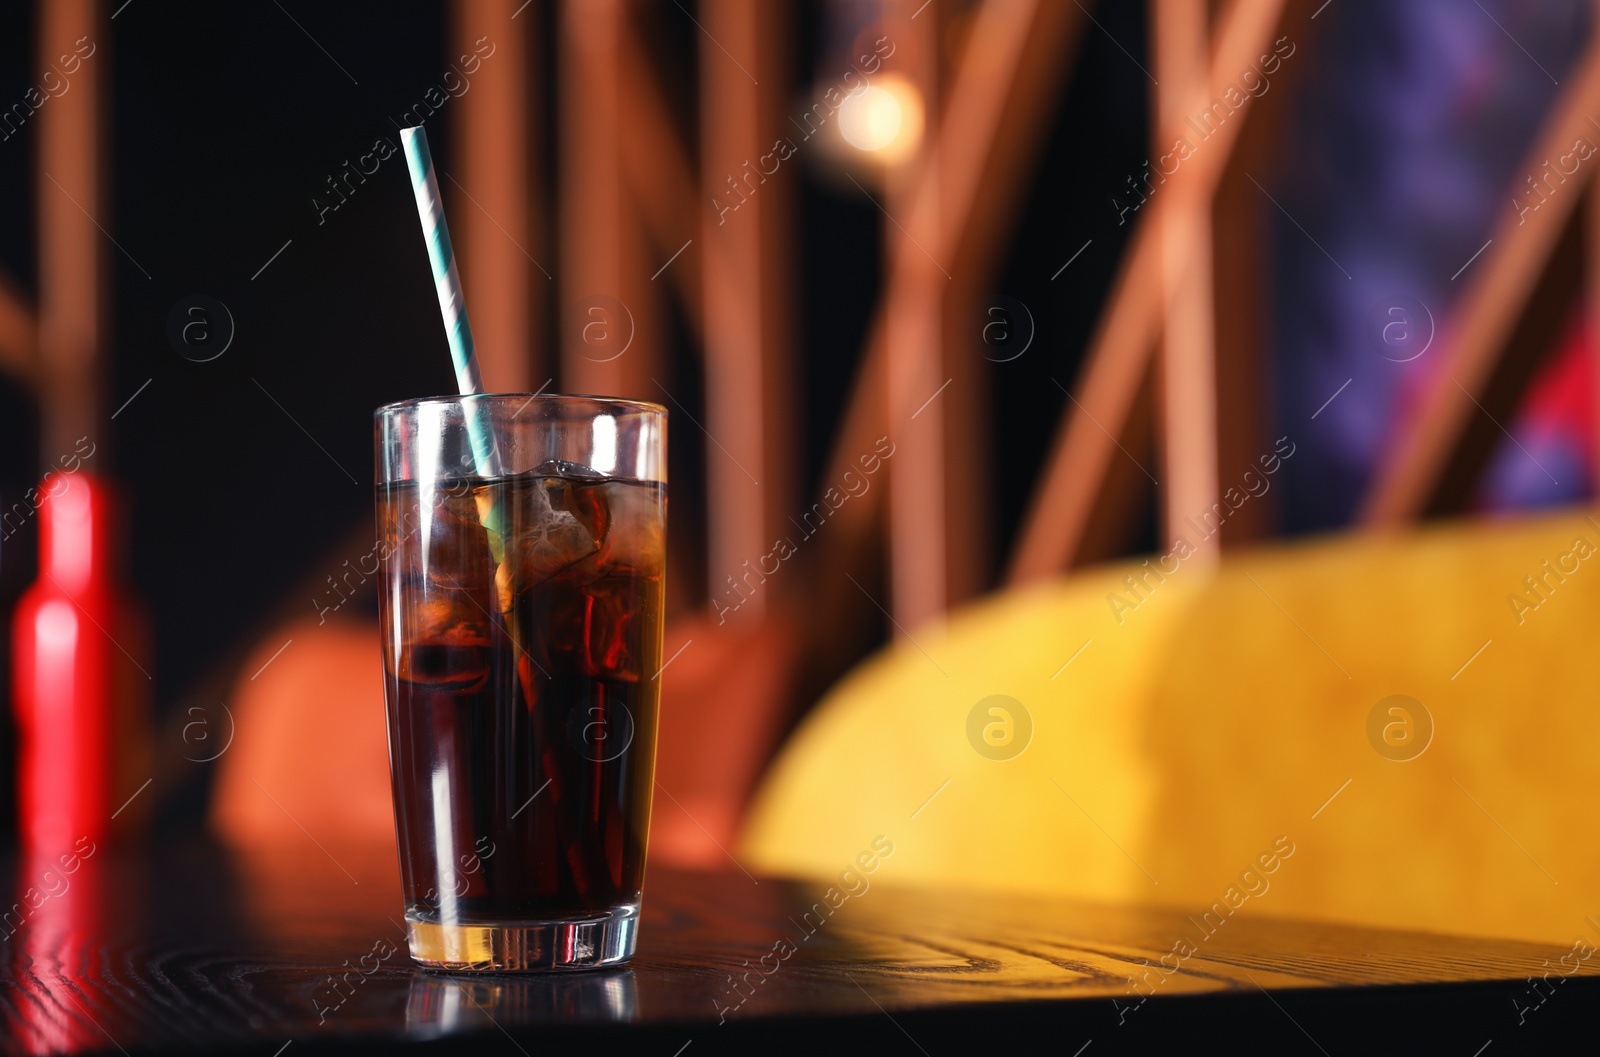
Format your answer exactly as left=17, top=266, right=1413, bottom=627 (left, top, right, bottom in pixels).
left=404, top=969, right=638, bottom=1037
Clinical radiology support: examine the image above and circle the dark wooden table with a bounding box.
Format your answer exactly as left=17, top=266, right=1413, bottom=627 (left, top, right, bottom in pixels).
left=0, top=840, right=1593, bottom=1055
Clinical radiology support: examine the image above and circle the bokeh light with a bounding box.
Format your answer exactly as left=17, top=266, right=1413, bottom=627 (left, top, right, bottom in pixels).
left=838, top=74, right=923, bottom=160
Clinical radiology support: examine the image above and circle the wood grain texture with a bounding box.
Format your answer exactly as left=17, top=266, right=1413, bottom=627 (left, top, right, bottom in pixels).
left=0, top=842, right=1594, bottom=1054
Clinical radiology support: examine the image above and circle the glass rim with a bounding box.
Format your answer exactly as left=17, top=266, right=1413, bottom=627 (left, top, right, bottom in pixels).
left=373, top=392, right=668, bottom=419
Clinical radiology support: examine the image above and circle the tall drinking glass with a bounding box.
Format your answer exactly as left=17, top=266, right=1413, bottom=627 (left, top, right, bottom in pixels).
left=374, top=394, right=667, bottom=971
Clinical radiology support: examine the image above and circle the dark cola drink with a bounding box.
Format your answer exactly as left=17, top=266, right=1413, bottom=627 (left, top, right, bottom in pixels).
left=377, top=466, right=665, bottom=970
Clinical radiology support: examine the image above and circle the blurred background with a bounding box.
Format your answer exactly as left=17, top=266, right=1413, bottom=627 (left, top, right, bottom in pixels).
left=3, top=0, right=1600, bottom=944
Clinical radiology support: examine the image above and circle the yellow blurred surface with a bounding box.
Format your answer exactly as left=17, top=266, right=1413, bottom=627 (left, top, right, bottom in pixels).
left=744, top=507, right=1600, bottom=943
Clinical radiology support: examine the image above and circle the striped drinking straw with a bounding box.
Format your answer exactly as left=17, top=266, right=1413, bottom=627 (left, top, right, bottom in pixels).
left=399, top=125, right=502, bottom=481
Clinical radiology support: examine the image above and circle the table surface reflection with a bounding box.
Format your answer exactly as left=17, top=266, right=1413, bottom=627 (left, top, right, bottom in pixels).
left=0, top=840, right=1593, bottom=1054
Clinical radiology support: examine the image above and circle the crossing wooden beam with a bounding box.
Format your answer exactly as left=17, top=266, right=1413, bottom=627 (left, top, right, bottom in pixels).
left=559, top=0, right=659, bottom=400
left=617, top=19, right=704, bottom=349
left=807, top=0, right=1085, bottom=637
left=1007, top=0, right=1287, bottom=585
left=697, top=0, right=795, bottom=616
left=1361, top=31, right=1600, bottom=525
left=881, top=0, right=950, bottom=631
left=1152, top=0, right=1219, bottom=568
left=450, top=0, right=536, bottom=393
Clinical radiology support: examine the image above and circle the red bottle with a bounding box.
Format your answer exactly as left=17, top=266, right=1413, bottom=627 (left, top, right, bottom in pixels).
left=11, top=472, right=149, bottom=853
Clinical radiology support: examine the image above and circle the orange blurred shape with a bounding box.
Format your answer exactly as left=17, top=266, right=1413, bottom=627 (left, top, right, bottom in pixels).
left=648, top=613, right=797, bottom=866
left=211, top=613, right=795, bottom=871
left=211, top=617, right=394, bottom=854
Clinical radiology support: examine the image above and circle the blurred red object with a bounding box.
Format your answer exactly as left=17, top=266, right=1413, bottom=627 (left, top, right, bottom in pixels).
left=11, top=473, right=150, bottom=854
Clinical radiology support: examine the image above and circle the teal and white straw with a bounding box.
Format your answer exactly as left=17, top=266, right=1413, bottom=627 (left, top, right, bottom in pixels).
left=400, top=125, right=501, bottom=480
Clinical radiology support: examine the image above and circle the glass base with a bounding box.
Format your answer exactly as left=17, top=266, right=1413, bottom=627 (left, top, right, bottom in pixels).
left=405, top=904, right=639, bottom=972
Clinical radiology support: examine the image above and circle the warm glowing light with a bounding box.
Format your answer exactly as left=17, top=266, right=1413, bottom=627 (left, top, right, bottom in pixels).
left=839, top=87, right=901, bottom=150
left=838, top=75, right=924, bottom=159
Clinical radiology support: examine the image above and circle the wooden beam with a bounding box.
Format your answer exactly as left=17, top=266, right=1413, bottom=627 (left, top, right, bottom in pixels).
left=882, top=0, right=949, bottom=630
left=1007, top=0, right=1286, bottom=586
left=558, top=0, right=657, bottom=399
left=942, top=0, right=1090, bottom=603
left=1152, top=0, right=1218, bottom=567
left=806, top=0, right=1085, bottom=638
left=37, top=0, right=104, bottom=460
left=1207, top=0, right=1312, bottom=546
left=698, top=0, right=794, bottom=616
left=0, top=270, right=35, bottom=386
left=559, top=0, right=620, bottom=395
left=617, top=21, right=704, bottom=349
left=1361, top=33, right=1600, bottom=525
left=450, top=0, right=536, bottom=393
